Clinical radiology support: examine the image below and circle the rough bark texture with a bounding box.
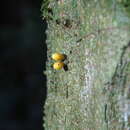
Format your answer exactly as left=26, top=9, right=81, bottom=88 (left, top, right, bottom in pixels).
left=42, top=0, right=130, bottom=129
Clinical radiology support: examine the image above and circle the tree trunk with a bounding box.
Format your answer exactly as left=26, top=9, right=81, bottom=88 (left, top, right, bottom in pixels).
left=42, top=0, right=130, bottom=129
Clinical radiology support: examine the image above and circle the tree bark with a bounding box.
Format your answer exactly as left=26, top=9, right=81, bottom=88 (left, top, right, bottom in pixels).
left=42, top=0, right=130, bottom=129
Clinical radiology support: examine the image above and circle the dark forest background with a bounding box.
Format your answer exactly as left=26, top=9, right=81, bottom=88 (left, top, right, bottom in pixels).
left=0, top=0, right=47, bottom=129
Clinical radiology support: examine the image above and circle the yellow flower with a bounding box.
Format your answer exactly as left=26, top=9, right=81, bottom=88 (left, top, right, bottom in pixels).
left=52, top=53, right=65, bottom=61
left=53, top=62, right=64, bottom=70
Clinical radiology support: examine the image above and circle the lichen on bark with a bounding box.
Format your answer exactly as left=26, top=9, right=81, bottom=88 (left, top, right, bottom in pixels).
left=42, top=0, right=130, bottom=129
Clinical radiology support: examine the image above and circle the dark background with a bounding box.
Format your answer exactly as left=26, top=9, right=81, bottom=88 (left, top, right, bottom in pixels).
left=0, top=0, right=47, bottom=130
